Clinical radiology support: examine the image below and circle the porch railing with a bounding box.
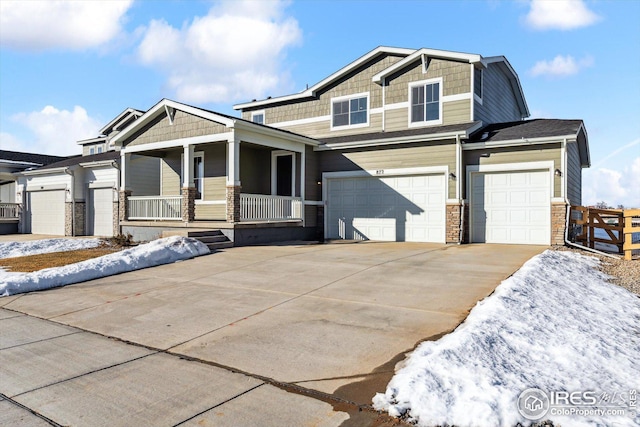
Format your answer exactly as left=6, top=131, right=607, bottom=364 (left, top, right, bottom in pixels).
left=128, top=196, right=182, bottom=220
left=240, top=194, right=302, bottom=222
left=0, top=203, right=19, bottom=219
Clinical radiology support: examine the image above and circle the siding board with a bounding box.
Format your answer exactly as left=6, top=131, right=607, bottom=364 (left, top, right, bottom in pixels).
left=474, top=63, right=522, bottom=124
left=566, top=141, right=582, bottom=205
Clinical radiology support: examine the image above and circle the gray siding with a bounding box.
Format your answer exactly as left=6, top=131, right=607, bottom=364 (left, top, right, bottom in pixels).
left=129, top=155, right=160, bottom=196
left=474, top=63, right=523, bottom=124
left=124, top=110, right=228, bottom=147
left=566, top=141, right=582, bottom=205
left=319, top=142, right=457, bottom=199
left=464, top=144, right=562, bottom=198
left=240, top=144, right=271, bottom=195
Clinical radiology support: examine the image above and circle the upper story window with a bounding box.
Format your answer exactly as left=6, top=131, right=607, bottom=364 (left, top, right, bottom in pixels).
left=97, top=146, right=103, bottom=153
left=410, top=78, right=442, bottom=126
left=251, top=111, right=264, bottom=124
left=89, top=147, right=95, bottom=155
left=331, top=93, right=369, bottom=129
left=474, top=68, right=483, bottom=100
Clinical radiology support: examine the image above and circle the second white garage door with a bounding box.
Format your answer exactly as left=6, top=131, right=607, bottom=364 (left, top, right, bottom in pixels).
left=326, top=174, right=445, bottom=242
left=87, top=187, right=114, bottom=237
left=28, top=190, right=66, bottom=235
left=470, top=170, right=550, bottom=245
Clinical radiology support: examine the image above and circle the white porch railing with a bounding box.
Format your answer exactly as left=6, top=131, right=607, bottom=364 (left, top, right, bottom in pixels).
left=240, top=194, right=302, bottom=221
left=128, top=196, right=182, bottom=220
left=0, top=203, right=19, bottom=219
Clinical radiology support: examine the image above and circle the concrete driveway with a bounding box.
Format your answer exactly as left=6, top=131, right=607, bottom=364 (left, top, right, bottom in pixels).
left=0, top=241, right=545, bottom=426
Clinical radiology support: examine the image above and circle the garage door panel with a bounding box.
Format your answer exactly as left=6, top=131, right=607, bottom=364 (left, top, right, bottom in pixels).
left=471, top=170, right=550, bottom=245
left=327, top=173, right=445, bottom=243
left=28, top=190, right=65, bottom=235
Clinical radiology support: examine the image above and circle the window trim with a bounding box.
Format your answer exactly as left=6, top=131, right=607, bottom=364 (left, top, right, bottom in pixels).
left=408, top=78, right=443, bottom=128
left=251, top=110, right=265, bottom=125
left=181, top=151, right=205, bottom=201
left=193, top=151, right=204, bottom=201
left=330, top=92, right=370, bottom=131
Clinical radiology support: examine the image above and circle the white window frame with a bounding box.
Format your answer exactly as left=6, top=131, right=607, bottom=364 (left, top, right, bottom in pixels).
left=251, top=110, right=265, bottom=125
left=271, top=150, right=296, bottom=197
left=330, top=92, right=370, bottom=131
left=89, top=147, right=95, bottom=155
left=408, top=78, right=443, bottom=128
left=473, top=67, right=483, bottom=104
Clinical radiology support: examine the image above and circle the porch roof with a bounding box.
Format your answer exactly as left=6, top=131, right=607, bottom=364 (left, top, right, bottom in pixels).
left=111, top=98, right=319, bottom=151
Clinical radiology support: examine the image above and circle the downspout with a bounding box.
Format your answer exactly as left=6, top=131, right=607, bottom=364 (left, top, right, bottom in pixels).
left=563, top=204, right=619, bottom=259
left=64, top=168, right=75, bottom=236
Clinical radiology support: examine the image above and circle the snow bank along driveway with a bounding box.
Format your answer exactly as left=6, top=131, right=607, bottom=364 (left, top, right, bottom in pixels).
left=0, top=237, right=210, bottom=297
left=374, top=250, right=640, bottom=427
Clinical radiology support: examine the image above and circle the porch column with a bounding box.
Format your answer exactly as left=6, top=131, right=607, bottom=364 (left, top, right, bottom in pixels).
left=226, top=138, right=241, bottom=222
left=182, top=144, right=196, bottom=222
left=120, top=151, right=130, bottom=190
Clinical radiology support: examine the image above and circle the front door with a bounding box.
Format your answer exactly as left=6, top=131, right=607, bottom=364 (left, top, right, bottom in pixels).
left=276, top=154, right=293, bottom=196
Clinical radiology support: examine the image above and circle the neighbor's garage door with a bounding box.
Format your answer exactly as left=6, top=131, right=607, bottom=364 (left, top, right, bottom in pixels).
left=28, top=190, right=65, bottom=235
left=88, top=187, right=114, bottom=237
left=326, top=174, right=445, bottom=242
left=470, top=170, right=550, bottom=245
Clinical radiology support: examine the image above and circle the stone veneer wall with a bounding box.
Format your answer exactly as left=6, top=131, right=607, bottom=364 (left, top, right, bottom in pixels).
left=446, top=203, right=462, bottom=243
left=119, top=190, right=131, bottom=222
left=551, top=202, right=568, bottom=246
left=65, top=201, right=85, bottom=236
left=113, top=200, right=120, bottom=237
left=226, top=185, right=241, bottom=222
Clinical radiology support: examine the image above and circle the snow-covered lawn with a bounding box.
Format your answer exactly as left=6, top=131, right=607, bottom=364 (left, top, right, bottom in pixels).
left=0, top=238, right=102, bottom=260
left=374, top=250, right=640, bottom=427
left=0, top=237, right=209, bottom=297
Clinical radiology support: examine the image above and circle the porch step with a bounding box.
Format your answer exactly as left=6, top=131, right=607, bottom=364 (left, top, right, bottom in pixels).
left=190, top=230, right=233, bottom=251
left=162, top=229, right=233, bottom=251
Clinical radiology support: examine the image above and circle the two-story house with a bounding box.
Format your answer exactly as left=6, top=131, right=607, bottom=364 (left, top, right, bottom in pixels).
left=78, top=46, right=589, bottom=246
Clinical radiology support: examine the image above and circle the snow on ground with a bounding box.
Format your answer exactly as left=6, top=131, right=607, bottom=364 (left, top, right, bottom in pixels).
left=0, top=237, right=209, bottom=297
left=0, top=238, right=102, bottom=259
left=373, top=250, right=640, bottom=427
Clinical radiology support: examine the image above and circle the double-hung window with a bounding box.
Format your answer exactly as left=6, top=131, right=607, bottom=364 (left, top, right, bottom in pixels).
left=410, top=79, right=442, bottom=125
left=331, top=94, right=368, bottom=129
left=251, top=111, right=264, bottom=124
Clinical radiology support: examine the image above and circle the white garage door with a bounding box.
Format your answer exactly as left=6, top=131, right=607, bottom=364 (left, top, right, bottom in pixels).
left=88, top=188, right=114, bottom=237
left=28, top=190, right=65, bottom=235
left=471, top=170, right=550, bottom=245
left=326, top=174, right=445, bottom=242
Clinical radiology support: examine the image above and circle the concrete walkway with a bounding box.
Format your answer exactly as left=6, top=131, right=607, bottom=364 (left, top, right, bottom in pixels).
left=0, top=241, right=545, bottom=426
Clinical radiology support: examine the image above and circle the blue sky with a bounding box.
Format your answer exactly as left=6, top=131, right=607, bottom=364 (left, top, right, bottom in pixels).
left=0, top=0, right=638, bottom=207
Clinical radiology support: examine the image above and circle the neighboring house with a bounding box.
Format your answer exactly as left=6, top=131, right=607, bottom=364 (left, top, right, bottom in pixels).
left=16, top=108, right=158, bottom=237
left=0, top=150, right=67, bottom=234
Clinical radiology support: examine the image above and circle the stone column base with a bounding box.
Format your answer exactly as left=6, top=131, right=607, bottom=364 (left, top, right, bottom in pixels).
left=226, top=185, right=241, bottom=222
left=182, top=187, right=196, bottom=222
left=65, top=201, right=85, bottom=236
left=119, top=190, right=131, bottom=222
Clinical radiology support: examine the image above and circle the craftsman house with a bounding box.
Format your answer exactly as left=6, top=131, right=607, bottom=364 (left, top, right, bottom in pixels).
left=112, top=46, right=589, bottom=246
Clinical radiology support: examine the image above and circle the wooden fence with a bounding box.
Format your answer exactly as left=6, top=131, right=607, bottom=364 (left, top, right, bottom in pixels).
left=570, top=206, right=640, bottom=260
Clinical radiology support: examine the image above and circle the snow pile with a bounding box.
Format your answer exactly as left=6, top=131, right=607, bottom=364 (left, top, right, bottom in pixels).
left=0, top=238, right=102, bottom=259
left=373, top=250, right=640, bottom=427
left=0, top=237, right=209, bottom=297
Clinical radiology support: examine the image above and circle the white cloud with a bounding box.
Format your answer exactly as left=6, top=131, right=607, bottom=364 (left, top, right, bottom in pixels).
left=583, top=157, right=640, bottom=208
left=525, top=0, right=600, bottom=30
left=0, top=0, right=132, bottom=51
left=0, top=106, right=101, bottom=156
left=530, top=55, right=594, bottom=77
left=136, top=0, right=302, bottom=104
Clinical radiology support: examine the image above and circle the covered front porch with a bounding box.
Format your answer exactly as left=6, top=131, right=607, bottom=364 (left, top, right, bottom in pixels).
left=113, top=100, right=319, bottom=240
